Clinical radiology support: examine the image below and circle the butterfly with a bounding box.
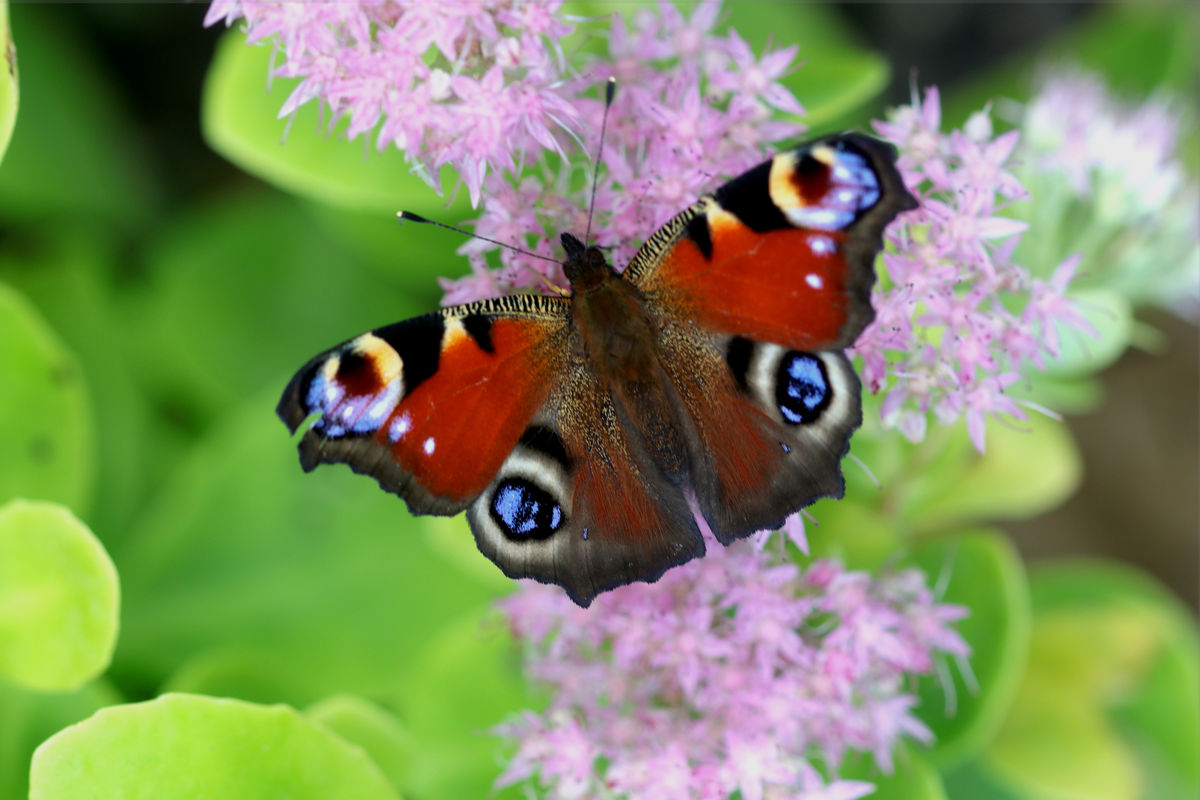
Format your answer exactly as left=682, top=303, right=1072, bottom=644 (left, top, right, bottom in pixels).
left=278, top=132, right=917, bottom=607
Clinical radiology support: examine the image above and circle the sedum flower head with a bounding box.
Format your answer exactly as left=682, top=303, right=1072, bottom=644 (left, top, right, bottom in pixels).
left=445, top=0, right=806, bottom=298
left=205, top=0, right=579, bottom=205
left=496, top=524, right=968, bottom=800
left=863, top=87, right=1093, bottom=452
left=1016, top=69, right=1200, bottom=318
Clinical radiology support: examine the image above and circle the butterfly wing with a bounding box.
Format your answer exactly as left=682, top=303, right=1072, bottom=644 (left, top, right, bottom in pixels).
left=463, top=364, right=703, bottom=606
left=626, top=133, right=915, bottom=350
left=278, top=295, right=574, bottom=516
left=657, top=324, right=865, bottom=542
left=626, top=133, right=916, bottom=541
left=279, top=294, right=703, bottom=606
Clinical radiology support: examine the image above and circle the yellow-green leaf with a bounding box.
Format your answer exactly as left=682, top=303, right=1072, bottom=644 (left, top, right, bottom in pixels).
left=0, top=500, right=118, bottom=691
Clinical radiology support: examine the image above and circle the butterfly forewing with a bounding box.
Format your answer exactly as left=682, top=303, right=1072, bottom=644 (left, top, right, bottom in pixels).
left=278, top=295, right=572, bottom=516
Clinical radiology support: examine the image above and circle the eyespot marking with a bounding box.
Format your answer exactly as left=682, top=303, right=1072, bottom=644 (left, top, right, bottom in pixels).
left=776, top=352, right=831, bottom=425
left=725, top=336, right=755, bottom=391
left=489, top=478, right=565, bottom=541
left=778, top=143, right=883, bottom=231
left=519, top=425, right=572, bottom=469
left=305, top=334, right=404, bottom=438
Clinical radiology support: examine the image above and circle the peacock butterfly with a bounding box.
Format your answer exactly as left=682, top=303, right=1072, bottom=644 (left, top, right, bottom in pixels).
left=278, top=132, right=917, bottom=606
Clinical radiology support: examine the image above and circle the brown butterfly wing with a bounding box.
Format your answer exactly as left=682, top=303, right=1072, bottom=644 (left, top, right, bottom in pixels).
left=464, top=367, right=703, bottom=606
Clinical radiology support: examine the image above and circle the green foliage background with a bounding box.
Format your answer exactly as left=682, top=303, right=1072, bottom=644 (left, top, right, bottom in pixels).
left=0, top=3, right=1196, bottom=799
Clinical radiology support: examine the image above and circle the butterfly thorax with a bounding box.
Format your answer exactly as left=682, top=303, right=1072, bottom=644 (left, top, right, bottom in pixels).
left=561, top=232, right=654, bottom=376
left=560, top=232, right=689, bottom=478
left=560, top=231, right=613, bottom=290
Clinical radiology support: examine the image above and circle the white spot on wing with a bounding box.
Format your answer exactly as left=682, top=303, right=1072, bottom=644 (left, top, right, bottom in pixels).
left=388, top=411, right=412, bottom=442
left=805, top=273, right=824, bottom=290
left=423, top=437, right=436, bottom=455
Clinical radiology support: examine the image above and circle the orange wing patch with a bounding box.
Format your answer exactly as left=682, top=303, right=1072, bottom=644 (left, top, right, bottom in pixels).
left=648, top=202, right=852, bottom=351
left=378, top=318, right=563, bottom=502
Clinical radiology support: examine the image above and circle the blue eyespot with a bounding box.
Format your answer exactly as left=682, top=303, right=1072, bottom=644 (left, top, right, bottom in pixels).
left=490, top=479, right=565, bottom=540
left=776, top=352, right=830, bottom=425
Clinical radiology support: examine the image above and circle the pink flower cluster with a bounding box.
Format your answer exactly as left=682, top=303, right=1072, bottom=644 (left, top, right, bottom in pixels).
left=1019, top=70, right=1200, bottom=317
left=496, top=524, right=969, bottom=800
left=204, top=0, right=579, bottom=205
left=860, top=88, right=1092, bottom=452
left=444, top=0, right=806, bottom=302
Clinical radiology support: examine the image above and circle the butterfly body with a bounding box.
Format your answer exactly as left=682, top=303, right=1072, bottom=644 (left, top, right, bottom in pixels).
left=279, top=133, right=916, bottom=606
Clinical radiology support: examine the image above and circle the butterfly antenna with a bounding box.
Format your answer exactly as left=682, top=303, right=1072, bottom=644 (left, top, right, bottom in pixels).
left=396, top=211, right=560, bottom=266
left=396, top=211, right=569, bottom=296
left=582, top=77, right=617, bottom=246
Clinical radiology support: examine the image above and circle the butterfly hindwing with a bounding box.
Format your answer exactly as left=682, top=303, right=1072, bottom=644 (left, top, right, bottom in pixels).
left=656, top=318, right=863, bottom=542
left=464, top=373, right=704, bottom=606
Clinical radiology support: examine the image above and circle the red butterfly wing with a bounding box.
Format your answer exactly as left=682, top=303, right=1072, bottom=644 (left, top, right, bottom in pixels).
left=278, top=295, right=571, bottom=515
left=627, top=133, right=915, bottom=350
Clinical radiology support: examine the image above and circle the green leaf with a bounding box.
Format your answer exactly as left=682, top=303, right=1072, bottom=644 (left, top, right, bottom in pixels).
left=307, top=695, right=416, bottom=795
left=724, top=2, right=889, bottom=129
left=386, top=609, right=536, bottom=800
left=843, top=745, right=947, bottom=800
left=0, top=4, right=156, bottom=227
left=987, top=681, right=1141, bottom=800
left=162, top=646, right=334, bottom=707
left=0, top=500, right=118, bottom=693
left=1058, top=3, right=1199, bottom=99
left=128, top=191, right=429, bottom=422
left=0, top=234, right=154, bottom=543
left=1007, top=373, right=1103, bottom=417
left=804, top=497, right=899, bottom=572
left=941, top=760, right=1027, bottom=800
left=981, top=561, right=1200, bottom=800
left=302, top=201, right=475, bottom=290
left=0, top=679, right=118, bottom=800
left=0, top=0, right=17, bottom=165
left=910, top=530, right=1031, bottom=769
left=203, top=31, right=471, bottom=217
left=0, top=283, right=93, bottom=513
left=1032, top=562, right=1199, bottom=799
left=901, top=414, right=1082, bottom=530
left=30, top=693, right=400, bottom=800
left=112, top=390, right=500, bottom=701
